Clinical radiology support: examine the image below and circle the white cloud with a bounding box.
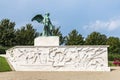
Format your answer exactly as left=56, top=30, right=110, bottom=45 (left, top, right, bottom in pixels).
left=83, top=17, right=120, bottom=31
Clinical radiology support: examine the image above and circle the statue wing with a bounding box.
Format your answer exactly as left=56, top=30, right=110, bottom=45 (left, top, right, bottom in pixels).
left=31, top=14, right=44, bottom=23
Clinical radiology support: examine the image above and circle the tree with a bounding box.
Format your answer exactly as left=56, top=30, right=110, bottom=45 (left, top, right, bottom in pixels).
left=0, top=19, right=16, bottom=46
left=15, top=24, right=39, bottom=45
left=106, top=37, right=120, bottom=54
left=85, top=32, right=107, bottom=45
left=65, top=29, right=84, bottom=45
left=52, top=27, right=65, bottom=45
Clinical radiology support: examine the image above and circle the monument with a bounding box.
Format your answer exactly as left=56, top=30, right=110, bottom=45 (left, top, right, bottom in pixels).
left=6, top=13, right=110, bottom=71
left=32, top=13, right=59, bottom=46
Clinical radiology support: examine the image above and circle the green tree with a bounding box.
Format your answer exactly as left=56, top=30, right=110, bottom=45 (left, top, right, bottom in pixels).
left=15, top=24, right=39, bottom=45
left=106, top=37, right=120, bottom=54
left=0, top=19, right=16, bottom=46
left=52, top=27, right=65, bottom=45
left=85, top=32, right=107, bottom=45
left=65, top=29, right=84, bottom=45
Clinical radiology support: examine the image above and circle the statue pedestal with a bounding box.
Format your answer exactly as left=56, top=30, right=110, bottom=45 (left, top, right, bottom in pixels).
left=34, top=36, right=59, bottom=46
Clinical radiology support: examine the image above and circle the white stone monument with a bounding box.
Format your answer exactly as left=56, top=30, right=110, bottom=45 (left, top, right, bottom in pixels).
left=6, top=13, right=110, bottom=71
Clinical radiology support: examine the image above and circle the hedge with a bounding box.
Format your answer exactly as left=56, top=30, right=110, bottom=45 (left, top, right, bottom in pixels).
left=0, top=46, right=9, bottom=54
left=108, top=53, right=120, bottom=61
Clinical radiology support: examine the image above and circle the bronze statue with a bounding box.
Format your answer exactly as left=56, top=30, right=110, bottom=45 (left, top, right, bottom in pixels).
left=32, top=13, right=54, bottom=36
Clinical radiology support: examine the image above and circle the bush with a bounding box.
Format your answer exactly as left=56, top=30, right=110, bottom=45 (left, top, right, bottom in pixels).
left=108, top=53, right=120, bottom=61
left=108, top=61, right=115, bottom=66
left=0, top=46, right=9, bottom=54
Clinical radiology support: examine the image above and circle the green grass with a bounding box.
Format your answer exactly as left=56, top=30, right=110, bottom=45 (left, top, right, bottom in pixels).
left=108, top=61, right=116, bottom=66
left=0, top=56, right=12, bottom=72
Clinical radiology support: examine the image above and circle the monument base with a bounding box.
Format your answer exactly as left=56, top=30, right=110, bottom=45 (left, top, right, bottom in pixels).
left=34, top=36, right=59, bottom=46
left=6, top=46, right=110, bottom=71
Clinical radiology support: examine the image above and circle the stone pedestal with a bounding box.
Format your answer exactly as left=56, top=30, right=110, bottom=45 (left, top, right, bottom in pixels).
left=34, top=36, right=59, bottom=46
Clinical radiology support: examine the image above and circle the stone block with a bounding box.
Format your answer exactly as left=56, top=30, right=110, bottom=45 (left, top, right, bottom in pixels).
left=34, top=36, right=59, bottom=46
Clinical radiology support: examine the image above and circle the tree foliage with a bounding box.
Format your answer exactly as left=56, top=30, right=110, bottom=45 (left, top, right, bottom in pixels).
left=52, top=27, right=65, bottom=45
left=65, top=29, right=84, bottom=45
left=85, top=32, right=107, bottom=45
left=15, top=24, right=39, bottom=45
left=106, top=37, right=120, bottom=54
left=0, top=19, right=16, bottom=46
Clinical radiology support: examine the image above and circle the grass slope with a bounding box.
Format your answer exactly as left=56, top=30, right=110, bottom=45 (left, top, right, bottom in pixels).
left=0, top=56, right=12, bottom=72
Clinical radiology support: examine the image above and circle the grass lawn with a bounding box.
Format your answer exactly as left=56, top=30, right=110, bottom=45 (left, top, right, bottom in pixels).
left=0, top=56, right=12, bottom=72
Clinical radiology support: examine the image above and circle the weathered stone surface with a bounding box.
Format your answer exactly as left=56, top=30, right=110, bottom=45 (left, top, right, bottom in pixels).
left=34, top=36, right=59, bottom=46
left=6, top=45, right=110, bottom=71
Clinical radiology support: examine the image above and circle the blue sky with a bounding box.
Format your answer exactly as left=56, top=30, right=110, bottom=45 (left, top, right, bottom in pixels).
left=0, top=0, right=120, bottom=37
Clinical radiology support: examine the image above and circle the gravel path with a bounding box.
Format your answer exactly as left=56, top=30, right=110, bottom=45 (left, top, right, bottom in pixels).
left=0, top=67, right=120, bottom=80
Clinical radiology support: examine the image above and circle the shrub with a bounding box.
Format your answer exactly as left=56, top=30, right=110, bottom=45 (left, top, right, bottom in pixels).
left=108, top=53, right=120, bottom=61
left=108, top=61, right=115, bottom=66
left=0, top=46, right=9, bottom=54
left=113, top=58, right=120, bottom=66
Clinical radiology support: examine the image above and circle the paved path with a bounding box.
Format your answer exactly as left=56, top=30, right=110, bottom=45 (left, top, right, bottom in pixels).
left=0, top=67, right=120, bottom=80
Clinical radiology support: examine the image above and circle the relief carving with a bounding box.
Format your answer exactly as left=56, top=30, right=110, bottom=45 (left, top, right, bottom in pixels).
left=6, top=46, right=109, bottom=71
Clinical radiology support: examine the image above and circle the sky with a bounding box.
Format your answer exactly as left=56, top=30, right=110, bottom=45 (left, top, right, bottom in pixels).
left=0, top=0, right=120, bottom=38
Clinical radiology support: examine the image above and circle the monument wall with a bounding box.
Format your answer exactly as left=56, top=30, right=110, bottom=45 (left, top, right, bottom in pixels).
left=6, top=45, right=110, bottom=71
